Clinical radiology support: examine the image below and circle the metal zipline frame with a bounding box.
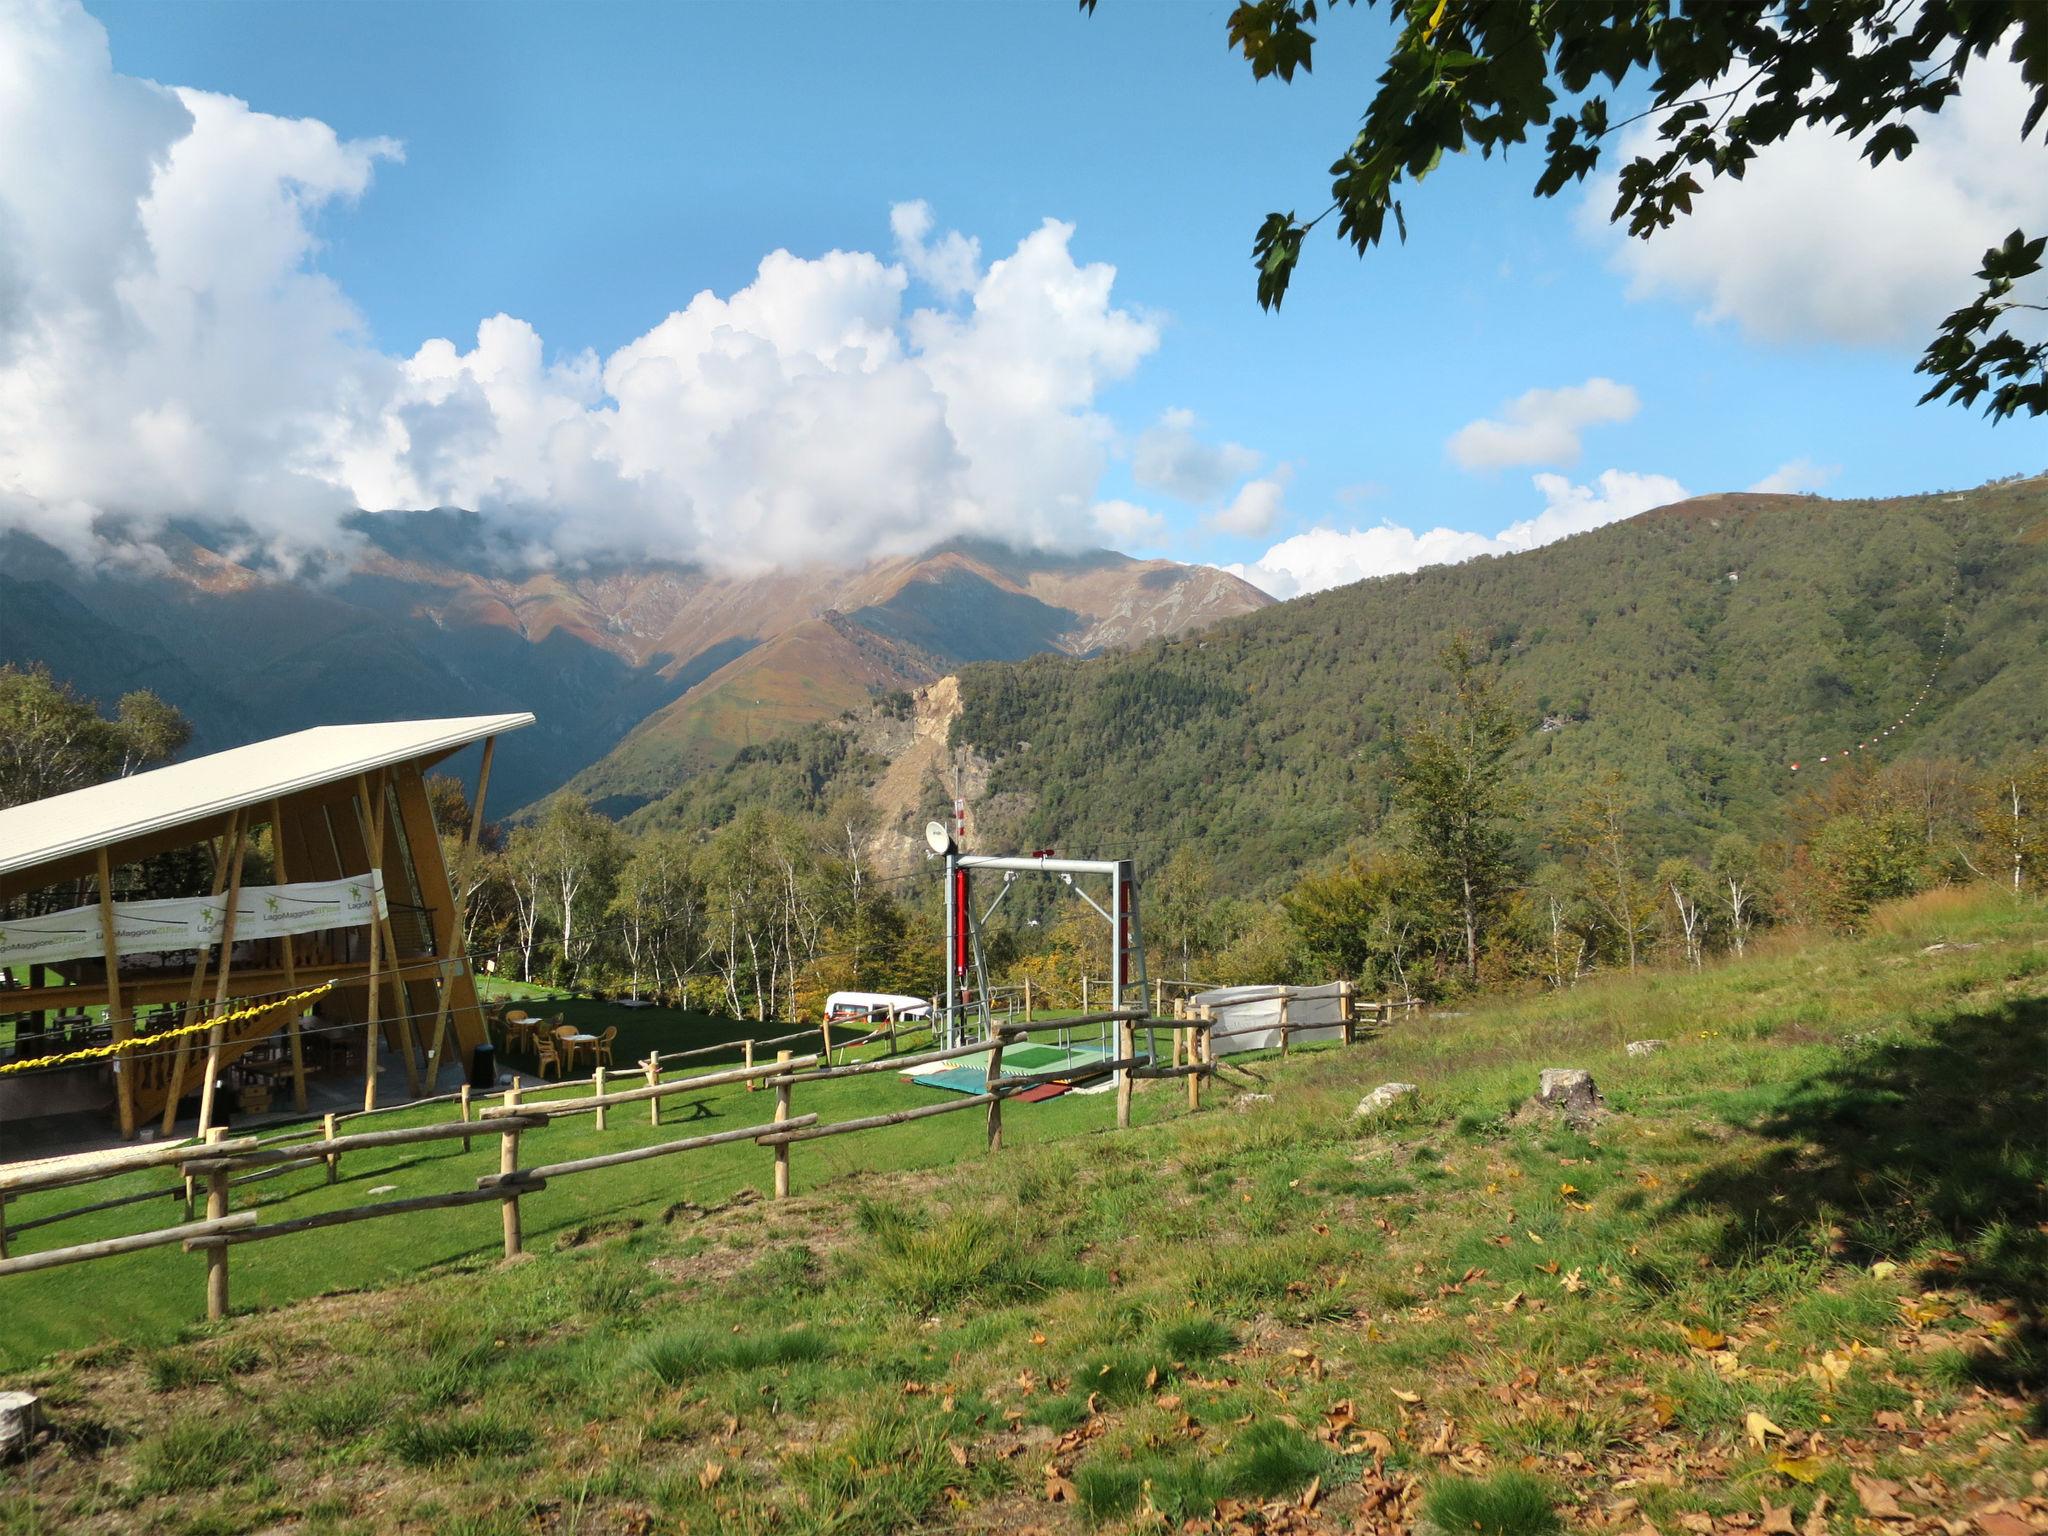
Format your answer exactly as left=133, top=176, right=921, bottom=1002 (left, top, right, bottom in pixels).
left=941, top=852, right=1154, bottom=1096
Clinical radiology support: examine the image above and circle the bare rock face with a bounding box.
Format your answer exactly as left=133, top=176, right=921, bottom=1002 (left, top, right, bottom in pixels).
left=1536, top=1068, right=1605, bottom=1124
left=1625, top=1039, right=1667, bottom=1058
left=1355, top=1082, right=1419, bottom=1118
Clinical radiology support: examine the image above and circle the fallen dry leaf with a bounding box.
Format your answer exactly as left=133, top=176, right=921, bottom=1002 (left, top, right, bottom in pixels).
left=1851, top=1475, right=1904, bottom=1519
left=1762, top=1498, right=1798, bottom=1536
left=697, top=1461, right=724, bottom=1491
left=1043, top=1466, right=1077, bottom=1503
left=1772, top=1453, right=1827, bottom=1484
left=1746, top=1410, right=1786, bottom=1448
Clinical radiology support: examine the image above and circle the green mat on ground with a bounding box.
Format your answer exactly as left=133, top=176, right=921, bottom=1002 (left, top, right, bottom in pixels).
left=1003, top=1045, right=1068, bottom=1068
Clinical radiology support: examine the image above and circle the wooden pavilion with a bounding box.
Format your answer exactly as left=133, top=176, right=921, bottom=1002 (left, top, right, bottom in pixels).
left=0, top=713, right=530, bottom=1143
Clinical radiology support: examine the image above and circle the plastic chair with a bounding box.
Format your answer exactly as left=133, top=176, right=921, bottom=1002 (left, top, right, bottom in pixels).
left=593, top=1025, right=618, bottom=1067
left=533, top=1035, right=565, bottom=1080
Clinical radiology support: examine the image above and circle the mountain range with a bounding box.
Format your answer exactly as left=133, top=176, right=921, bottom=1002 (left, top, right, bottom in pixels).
left=0, top=515, right=1268, bottom=813
left=627, top=477, right=2048, bottom=888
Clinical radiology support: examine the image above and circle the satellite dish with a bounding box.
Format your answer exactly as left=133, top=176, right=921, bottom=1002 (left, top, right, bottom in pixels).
left=925, top=820, right=955, bottom=856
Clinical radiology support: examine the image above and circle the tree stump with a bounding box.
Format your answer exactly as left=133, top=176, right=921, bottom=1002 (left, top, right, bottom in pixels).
left=1536, top=1068, right=1604, bottom=1124
left=0, top=1391, right=41, bottom=1460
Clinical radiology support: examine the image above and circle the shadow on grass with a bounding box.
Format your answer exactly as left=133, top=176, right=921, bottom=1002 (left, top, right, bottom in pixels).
left=1668, top=997, right=2048, bottom=1417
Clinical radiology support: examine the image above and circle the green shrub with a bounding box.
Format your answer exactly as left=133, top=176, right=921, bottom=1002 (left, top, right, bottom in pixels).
left=383, top=1410, right=533, bottom=1466
left=640, top=1325, right=835, bottom=1385
left=1424, top=1471, right=1563, bottom=1536
left=1158, top=1315, right=1237, bottom=1362
left=132, top=1421, right=273, bottom=1494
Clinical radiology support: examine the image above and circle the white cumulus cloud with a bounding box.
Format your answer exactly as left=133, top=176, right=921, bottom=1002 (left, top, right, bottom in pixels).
left=1225, top=468, right=1687, bottom=599
left=1584, top=54, right=2048, bottom=346
left=1091, top=498, right=1168, bottom=547
left=1209, top=465, right=1292, bottom=537
left=0, top=0, right=1160, bottom=571
left=1446, top=378, right=1640, bottom=471
left=1132, top=407, right=1263, bottom=504
left=1748, top=458, right=1839, bottom=494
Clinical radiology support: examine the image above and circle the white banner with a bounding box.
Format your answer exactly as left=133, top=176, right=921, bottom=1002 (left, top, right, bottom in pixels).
left=0, top=872, right=386, bottom=971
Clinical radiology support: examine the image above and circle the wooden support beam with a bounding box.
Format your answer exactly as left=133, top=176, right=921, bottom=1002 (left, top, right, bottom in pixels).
left=270, top=798, right=308, bottom=1112
left=356, top=773, right=386, bottom=1113
left=161, top=811, right=239, bottom=1136
left=196, top=817, right=251, bottom=1137
left=95, top=848, right=136, bottom=1140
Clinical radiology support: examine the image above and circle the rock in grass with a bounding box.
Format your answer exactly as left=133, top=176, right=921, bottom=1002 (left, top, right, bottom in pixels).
left=1536, top=1068, right=1604, bottom=1124
left=1625, top=1039, right=1667, bottom=1058
left=1355, top=1082, right=1419, bottom=1117
left=1231, top=1092, right=1274, bottom=1112
left=0, top=1391, right=41, bottom=1460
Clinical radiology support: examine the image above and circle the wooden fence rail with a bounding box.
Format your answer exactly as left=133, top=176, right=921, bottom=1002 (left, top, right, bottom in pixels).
left=0, top=984, right=1405, bottom=1318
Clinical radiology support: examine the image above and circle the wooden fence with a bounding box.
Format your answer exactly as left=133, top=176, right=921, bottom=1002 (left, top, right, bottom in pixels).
left=0, top=985, right=1421, bottom=1322
left=0, top=1007, right=1220, bottom=1321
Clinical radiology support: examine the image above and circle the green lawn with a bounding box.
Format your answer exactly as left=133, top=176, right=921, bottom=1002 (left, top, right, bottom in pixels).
left=3, top=885, right=2044, bottom=1536
left=0, top=1007, right=1145, bottom=1368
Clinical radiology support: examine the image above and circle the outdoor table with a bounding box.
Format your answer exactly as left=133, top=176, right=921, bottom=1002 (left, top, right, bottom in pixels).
left=565, top=1033, right=598, bottom=1071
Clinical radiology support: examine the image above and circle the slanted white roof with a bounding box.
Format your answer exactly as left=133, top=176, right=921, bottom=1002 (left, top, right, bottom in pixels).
left=0, top=713, right=532, bottom=878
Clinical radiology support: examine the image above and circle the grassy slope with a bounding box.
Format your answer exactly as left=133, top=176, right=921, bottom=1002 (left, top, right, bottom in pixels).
left=3, top=888, right=2044, bottom=1535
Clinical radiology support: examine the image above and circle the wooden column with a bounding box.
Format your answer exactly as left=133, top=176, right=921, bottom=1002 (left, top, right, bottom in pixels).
left=459, top=1084, right=473, bottom=1152
left=162, top=812, right=239, bottom=1136
left=498, top=1080, right=523, bottom=1257
left=269, top=799, right=308, bottom=1111
left=195, top=817, right=250, bottom=1138
left=984, top=1032, right=1005, bottom=1152
left=96, top=848, right=136, bottom=1139
left=1023, top=977, right=1033, bottom=1024
left=593, top=1066, right=608, bottom=1131
left=1116, top=1016, right=1134, bottom=1130
left=644, top=1054, right=661, bottom=1126
left=772, top=1050, right=792, bottom=1199
left=394, top=762, right=486, bottom=1087
left=357, top=775, right=386, bottom=1113
left=322, top=1112, right=339, bottom=1183
left=204, top=1162, right=231, bottom=1320
left=369, top=773, right=422, bottom=1095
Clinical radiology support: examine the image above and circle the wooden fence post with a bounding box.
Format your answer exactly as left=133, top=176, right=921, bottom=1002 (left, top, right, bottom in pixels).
left=745, top=1038, right=755, bottom=1094
left=644, top=1054, right=661, bottom=1125
left=1279, top=989, right=1292, bottom=1058
left=772, top=1050, right=792, bottom=1199
left=204, top=1164, right=231, bottom=1320
left=593, top=1066, right=607, bottom=1132
left=459, top=1084, right=473, bottom=1153
left=499, top=1080, right=524, bottom=1258
left=322, top=1113, right=339, bottom=1184
left=1023, top=977, right=1033, bottom=1024
left=1116, top=1016, right=1134, bottom=1130
left=984, top=1033, right=1005, bottom=1153
left=0, top=1197, right=9, bottom=1261
left=1340, top=981, right=1355, bottom=1046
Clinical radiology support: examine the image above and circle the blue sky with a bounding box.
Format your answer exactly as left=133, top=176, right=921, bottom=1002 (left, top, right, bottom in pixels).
left=9, top=0, right=2043, bottom=593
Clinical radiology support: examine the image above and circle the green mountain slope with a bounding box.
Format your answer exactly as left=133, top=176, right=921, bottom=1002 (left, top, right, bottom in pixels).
left=635, top=480, right=2047, bottom=888
left=952, top=482, right=2047, bottom=884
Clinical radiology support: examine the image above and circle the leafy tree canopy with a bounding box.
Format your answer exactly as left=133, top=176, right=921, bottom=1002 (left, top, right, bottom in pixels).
left=1086, top=0, right=2048, bottom=419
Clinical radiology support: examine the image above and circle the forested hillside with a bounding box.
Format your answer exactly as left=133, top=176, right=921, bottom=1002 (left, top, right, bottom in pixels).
left=944, top=481, right=2046, bottom=887
left=638, top=480, right=2045, bottom=891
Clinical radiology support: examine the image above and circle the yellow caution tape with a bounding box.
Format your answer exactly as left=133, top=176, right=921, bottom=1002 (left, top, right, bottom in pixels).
left=0, top=981, right=336, bottom=1075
